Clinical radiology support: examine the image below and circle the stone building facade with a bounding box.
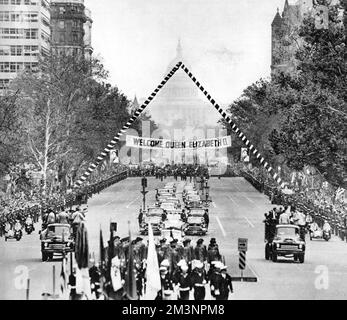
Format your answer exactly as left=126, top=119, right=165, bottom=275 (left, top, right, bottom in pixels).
left=271, top=0, right=313, bottom=74
left=50, top=0, right=92, bottom=57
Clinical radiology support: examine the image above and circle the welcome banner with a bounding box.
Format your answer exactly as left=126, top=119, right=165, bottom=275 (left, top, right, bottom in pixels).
left=126, top=135, right=232, bottom=150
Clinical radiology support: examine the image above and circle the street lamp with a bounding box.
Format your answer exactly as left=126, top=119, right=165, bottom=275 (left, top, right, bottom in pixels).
left=141, top=176, right=148, bottom=211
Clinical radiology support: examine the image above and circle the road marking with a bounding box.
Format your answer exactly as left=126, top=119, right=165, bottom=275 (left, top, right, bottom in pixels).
left=126, top=195, right=140, bottom=208
left=244, top=217, right=255, bottom=228
left=215, top=216, right=227, bottom=237
left=233, top=182, right=241, bottom=191
left=243, top=195, right=255, bottom=204
left=101, top=199, right=117, bottom=207
left=227, top=195, right=239, bottom=206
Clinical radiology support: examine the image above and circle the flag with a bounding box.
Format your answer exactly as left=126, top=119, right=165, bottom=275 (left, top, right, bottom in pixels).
left=75, top=223, right=92, bottom=299
left=59, top=255, right=68, bottom=300
left=111, top=256, right=123, bottom=292
left=124, top=222, right=137, bottom=300
left=99, top=227, right=105, bottom=267
left=99, top=227, right=108, bottom=299
left=144, top=223, right=161, bottom=300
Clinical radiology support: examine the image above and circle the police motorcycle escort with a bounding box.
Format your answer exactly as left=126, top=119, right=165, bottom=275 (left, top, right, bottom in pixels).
left=25, top=215, right=35, bottom=234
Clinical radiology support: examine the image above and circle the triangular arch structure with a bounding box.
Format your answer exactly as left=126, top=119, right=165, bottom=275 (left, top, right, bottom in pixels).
left=74, top=61, right=284, bottom=188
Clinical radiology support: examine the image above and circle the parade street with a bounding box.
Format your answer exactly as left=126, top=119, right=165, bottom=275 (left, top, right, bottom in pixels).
left=1, top=177, right=347, bottom=300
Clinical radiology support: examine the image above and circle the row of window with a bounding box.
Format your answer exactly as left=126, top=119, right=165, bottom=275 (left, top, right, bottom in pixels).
left=0, top=0, right=38, bottom=5
left=0, top=11, right=38, bottom=22
left=0, top=45, right=39, bottom=56
left=0, top=28, right=38, bottom=39
left=0, top=79, right=10, bottom=89
left=58, top=19, right=83, bottom=29
left=0, top=61, right=38, bottom=73
left=57, top=32, right=80, bottom=43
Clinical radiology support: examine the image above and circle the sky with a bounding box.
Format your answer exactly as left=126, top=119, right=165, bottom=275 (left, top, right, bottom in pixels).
left=85, top=0, right=288, bottom=106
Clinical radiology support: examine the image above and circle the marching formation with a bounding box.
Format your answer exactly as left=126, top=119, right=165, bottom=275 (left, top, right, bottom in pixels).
left=63, top=176, right=233, bottom=300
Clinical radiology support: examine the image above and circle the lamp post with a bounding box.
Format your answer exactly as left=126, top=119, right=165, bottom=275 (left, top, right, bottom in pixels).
left=204, top=180, right=210, bottom=203
left=141, top=176, right=148, bottom=211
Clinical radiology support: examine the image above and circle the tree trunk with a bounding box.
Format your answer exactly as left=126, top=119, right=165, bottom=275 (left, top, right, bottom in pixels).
left=42, top=99, right=51, bottom=197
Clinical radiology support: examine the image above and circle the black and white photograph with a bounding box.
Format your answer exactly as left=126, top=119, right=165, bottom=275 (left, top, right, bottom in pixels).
left=0, top=0, right=346, bottom=305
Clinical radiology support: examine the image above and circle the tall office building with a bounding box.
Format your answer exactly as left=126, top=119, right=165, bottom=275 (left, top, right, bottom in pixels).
left=0, top=0, right=51, bottom=92
left=50, top=0, right=93, bottom=57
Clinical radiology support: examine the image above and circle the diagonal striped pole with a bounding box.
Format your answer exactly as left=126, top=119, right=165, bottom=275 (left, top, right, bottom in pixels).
left=180, top=63, right=284, bottom=188
left=74, top=62, right=182, bottom=187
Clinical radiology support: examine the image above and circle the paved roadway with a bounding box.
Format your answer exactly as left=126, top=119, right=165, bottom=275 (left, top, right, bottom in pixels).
left=1, top=177, right=347, bottom=300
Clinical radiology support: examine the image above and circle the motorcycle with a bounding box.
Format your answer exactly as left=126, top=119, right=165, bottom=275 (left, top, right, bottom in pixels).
left=323, top=229, right=331, bottom=241
left=14, top=229, right=22, bottom=241
left=25, top=223, right=34, bottom=235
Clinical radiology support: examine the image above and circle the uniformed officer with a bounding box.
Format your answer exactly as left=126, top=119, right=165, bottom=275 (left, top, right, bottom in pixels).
left=157, top=238, right=168, bottom=265
left=182, top=238, right=194, bottom=268
left=214, top=264, right=233, bottom=300
left=207, top=238, right=221, bottom=263
left=194, top=238, right=207, bottom=262
left=174, top=263, right=191, bottom=300
left=138, top=209, right=143, bottom=228
left=89, top=259, right=101, bottom=299
left=158, top=266, right=173, bottom=300
left=190, top=261, right=207, bottom=300
left=203, top=211, right=209, bottom=229
left=209, top=261, right=222, bottom=299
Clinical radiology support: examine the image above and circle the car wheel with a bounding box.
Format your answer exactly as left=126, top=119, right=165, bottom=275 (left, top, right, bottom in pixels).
left=265, top=244, right=270, bottom=260
left=272, top=252, right=277, bottom=262
left=48, top=253, right=54, bottom=260
left=42, top=252, right=48, bottom=262
left=299, top=254, right=305, bottom=263
left=294, top=254, right=298, bottom=262
left=5, top=237, right=7, bottom=242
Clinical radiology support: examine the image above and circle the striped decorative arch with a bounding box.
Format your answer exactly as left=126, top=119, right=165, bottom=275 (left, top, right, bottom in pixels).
left=74, top=61, right=284, bottom=188
left=180, top=63, right=284, bottom=188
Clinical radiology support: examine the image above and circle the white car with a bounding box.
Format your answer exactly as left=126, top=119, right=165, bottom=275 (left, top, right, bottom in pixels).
left=160, top=202, right=177, bottom=212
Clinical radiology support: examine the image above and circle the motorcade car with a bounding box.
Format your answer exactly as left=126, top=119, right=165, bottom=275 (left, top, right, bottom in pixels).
left=40, top=224, right=74, bottom=261
left=265, top=224, right=306, bottom=263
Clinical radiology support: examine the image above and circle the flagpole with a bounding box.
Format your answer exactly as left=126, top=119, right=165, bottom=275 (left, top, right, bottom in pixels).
left=53, top=265, right=56, bottom=300
left=26, top=278, right=30, bottom=300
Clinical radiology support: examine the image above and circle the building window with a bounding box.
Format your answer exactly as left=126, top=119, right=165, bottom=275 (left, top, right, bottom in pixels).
left=11, top=0, right=21, bottom=5
left=10, top=45, right=22, bottom=56
left=0, top=79, right=10, bottom=90
left=59, top=33, right=65, bottom=42
left=59, top=20, right=65, bottom=29
left=0, top=46, right=10, bottom=56
left=0, top=62, right=24, bottom=73
left=0, top=12, right=10, bottom=22
left=72, top=33, right=78, bottom=42
left=0, top=28, right=38, bottom=39
left=59, top=7, right=65, bottom=14
left=0, top=0, right=10, bottom=5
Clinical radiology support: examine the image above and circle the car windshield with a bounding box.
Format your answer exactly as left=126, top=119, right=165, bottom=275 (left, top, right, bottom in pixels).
left=145, top=216, right=162, bottom=223
left=188, top=216, right=203, bottom=224
left=148, top=209, right=164, bottom=216
left=47, top=225, right=70, bottom=238
left=161, top=203, right=175, bottom=209
left=190, top=210, right=205, bottom=216
left=276, top=227, right=298, bottom=237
